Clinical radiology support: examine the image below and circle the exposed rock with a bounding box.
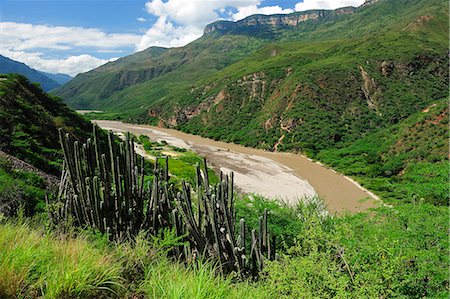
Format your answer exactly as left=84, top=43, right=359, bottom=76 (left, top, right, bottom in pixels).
left=264, top=116, right=277, bottom=131
left=273, top=134, right=285, bottom=152
left=204, top=7, right=356, bottom=35
left=380, top=60, right=394, bottom=76
left=403, top=15, right=434, bottom=32
left=239, top=72, right=267, bottom=102
left=359, top=0, right=381, bottom=8
left=422, top=103, right=437, bottom=113
left=285, top=67, right=293, bottom=76
left=359, top=66, right=381, bottom=112
left=280, top=118, right=297, bottom=132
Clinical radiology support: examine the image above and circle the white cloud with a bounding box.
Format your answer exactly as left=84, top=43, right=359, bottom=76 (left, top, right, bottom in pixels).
left=294, top=0, right=365, bottom=11
left=0, top=22, right=139, bottom=75
left=231, top=5, right=294, bottom=21
left=0, top=22, right=141, bottom=51
left=136, top=16, right=202, bottom=50
left=138, top=0, right=268, bottom=50
left=137, top=17, right=148, bottom=22
left=0, top=49, right=116, bottom=76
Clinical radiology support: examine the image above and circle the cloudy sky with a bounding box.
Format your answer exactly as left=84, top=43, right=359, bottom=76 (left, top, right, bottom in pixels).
left=1, top=0, right=365, bottom=76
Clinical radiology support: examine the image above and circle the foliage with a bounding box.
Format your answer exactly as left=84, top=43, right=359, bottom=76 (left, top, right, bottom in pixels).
left=317, top=98, right=449, bottom=204
left=1, top=198, right=448, bottom=298
left=0, top=74, right=92, bottom=174
left=54, top=126, right=274, bottom=275
left=0, top=220, right=122, bottom=298
left=0, top=159, right=46, bottom=216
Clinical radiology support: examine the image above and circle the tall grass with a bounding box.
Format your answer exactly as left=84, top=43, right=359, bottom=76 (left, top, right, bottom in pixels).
left=1, top=195, right=447, bottom=298
left=0, top=221, right=122, bottom=298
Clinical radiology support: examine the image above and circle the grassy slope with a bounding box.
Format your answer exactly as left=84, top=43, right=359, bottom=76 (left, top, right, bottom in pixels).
left=317, top=98, right=448, bottom=204
left=0, top=74, right=93, bottom=215
left=1, top=198, right=447, bottom=298
left=0, top=74, right=92, bottom=174
left=54, top=35, right=266, bottom=111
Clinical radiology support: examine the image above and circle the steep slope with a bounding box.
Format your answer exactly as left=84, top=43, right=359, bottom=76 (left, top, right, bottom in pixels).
left=0, top=55, right=61, bottom=91
left=0, top=74, right=93, bottom=215
left=0, top=74, right=92, bottom=174
left=144, top=0, right=448, bottom=151
left=53, top=6, right=363, bottom=110
left=318, top=98, right=448, bottom=205
left=53, top=0, right=448, bottom=205
left=39, top=71, right=72, bottom=85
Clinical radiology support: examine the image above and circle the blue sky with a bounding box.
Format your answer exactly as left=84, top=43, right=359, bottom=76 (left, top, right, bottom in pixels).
left=0, top=0, right=365, bottom=76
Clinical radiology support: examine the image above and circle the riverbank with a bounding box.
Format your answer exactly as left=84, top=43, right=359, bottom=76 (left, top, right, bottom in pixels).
left=94, top=120, right=379, bottom=214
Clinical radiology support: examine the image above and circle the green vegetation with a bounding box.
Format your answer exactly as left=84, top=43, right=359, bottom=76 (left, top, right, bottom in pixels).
left=54, top=126, right=275, bottom=276
left=137, top=134, right=218, bottom=186
left=53, top=0, right=448, bottom=207
left=318, top=98, right=449, bottom=204
left=0, top=74, right=92, bottom=174
left=1, top=198, right=448, bottom=298
left=0, top=156, right=46, bottom=216
left=1, top=0, right=448, bottom=297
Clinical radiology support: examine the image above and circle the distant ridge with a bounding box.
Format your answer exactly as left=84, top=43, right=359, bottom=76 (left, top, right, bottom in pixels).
left=0, top=55, right=61, bottom=91
left=38, top=71, right=72, bottom=85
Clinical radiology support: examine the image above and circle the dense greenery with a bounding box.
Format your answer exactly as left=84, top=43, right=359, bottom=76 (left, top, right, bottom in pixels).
left=1, top=198, right=447, bottom=298
left=0, top=74, right=92, bottom=174
left=0, top=156, right=46, bottom=216
left=0, top=55, right=61, bottom=92
left=54, top=0, right=448, bottom=207
left=318, top=98, right=449, bottom=205
left=137, top=135, right=219, bottom=186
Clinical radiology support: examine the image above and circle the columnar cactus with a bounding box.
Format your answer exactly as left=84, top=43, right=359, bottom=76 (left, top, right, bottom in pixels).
left=50, top=124, right=275, bottom=275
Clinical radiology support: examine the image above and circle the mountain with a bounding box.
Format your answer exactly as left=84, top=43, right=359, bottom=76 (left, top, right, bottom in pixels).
left=318, top=97, right=448, bottom=204
left=54, top=0, right=448, bottom=204
left=53, top=5, right=363, bottom=110
left=0, top=74, right=92, bottom=174
left=38, top=71, right=72, bottom=85
left=0, top=55, right=61, bottom=91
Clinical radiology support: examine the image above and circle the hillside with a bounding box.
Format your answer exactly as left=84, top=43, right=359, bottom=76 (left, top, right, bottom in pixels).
left=0, top=74, right=92, bottom=174
left=318, top=98, right=448, bottom=204
left=38, top=71, right=72, bottom=85
left=54, top=0, right=448, bottom=205
left=53, top=5, right=366, bottom=110
left=0, top=55, right=61, bottom=91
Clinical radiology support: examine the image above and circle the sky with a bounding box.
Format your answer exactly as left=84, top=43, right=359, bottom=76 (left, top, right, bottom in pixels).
left=0, top=0, right=365, bottom=76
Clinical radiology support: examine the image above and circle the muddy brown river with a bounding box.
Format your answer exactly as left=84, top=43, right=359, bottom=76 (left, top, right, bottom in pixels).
left=94, top=120, right=379, bottom=214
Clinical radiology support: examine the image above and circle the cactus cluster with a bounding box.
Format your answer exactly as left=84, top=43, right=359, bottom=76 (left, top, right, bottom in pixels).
left=50, top=125, right=275, bottom=275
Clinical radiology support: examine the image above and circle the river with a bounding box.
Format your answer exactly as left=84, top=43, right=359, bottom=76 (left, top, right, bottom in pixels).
left=94, top=120, right=379, bottom=214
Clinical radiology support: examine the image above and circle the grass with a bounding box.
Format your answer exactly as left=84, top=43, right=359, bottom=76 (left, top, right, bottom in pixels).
left=0, top=221, right=122, bottom=298
left=1, top=196, right=448, bottom=298
left=137, top=134, right=219, bottom=186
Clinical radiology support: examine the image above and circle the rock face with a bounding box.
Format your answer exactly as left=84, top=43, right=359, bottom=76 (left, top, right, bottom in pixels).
left=360, top=0, right=381, bottom=8
left=204, top=7, right=357, bottom=35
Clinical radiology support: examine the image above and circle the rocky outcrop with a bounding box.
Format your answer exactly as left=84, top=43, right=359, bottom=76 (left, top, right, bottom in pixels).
left=359, top=0, right=381, bottom=8
left=0, top=151, right=59, bottom=188
left=204, top=7, right=356, bottom=35
left=359, top=66, right=381, bottom=112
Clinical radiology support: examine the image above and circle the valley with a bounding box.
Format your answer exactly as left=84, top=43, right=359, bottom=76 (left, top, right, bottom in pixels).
left=95, top=120, right=378, bottom=213
left=0, top=0, right=448, bottom=297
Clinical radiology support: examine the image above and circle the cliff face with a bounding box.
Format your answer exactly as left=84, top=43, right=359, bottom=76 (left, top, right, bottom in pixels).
left=204, top=7, right=356, bottom=35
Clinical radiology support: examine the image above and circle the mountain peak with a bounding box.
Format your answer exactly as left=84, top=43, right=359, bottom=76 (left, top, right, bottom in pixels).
left=204, top=7, right=356, bottom=36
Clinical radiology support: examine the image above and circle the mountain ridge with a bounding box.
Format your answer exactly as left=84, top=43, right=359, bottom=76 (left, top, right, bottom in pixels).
left=204, top=6, right=357, bottom=35
left=0, top=55, right=62, bottom=91
left=54, top=0, right=448, bottom=176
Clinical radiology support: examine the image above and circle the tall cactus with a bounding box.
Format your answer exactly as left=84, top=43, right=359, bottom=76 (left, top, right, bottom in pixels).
left=50, top=124, right=276, bottom=276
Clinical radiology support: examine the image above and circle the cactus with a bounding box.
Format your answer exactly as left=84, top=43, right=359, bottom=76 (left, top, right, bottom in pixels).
left=50, top=124, right=276, bottom=275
